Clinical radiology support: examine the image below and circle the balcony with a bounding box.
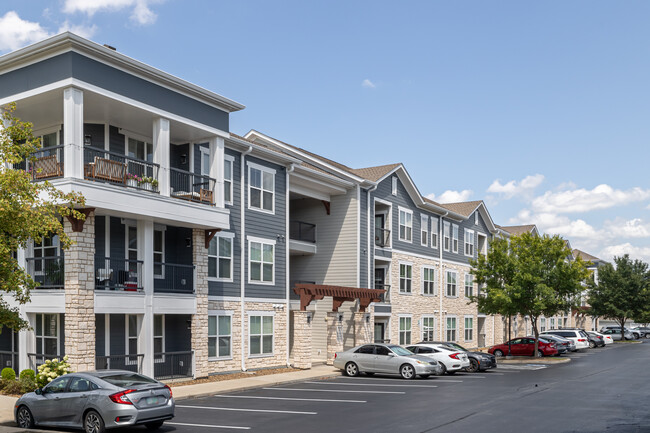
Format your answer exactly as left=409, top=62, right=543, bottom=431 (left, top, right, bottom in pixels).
left=290, top=221, right=316, bottom=243
left=154, top=351, right=193, bottom=380
left=95, top=257, right=143, bottom=291
left=170, top=168, right=215, bottom=205
left=375, top=284, right=391, bottom=303
left=26, top=256, right=64, bottom=289
left=375, top=228, right=390, bottom=247
left=153, top=263, right=195, bottom=294
left=84, top=147, right=160, bottom=193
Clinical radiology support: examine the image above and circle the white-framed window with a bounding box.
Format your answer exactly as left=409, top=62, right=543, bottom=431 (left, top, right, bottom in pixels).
left=35, top=313, right=59, bottom=357
left=249, top=314, right=273, bottom=356
left=199, top=145, right=210, bottom=176
left=452, top=224, right=459, bottom=253
left=464, top=274, right=474, bottom=298
left=422, top=316, right=435, bottom=342
left=126, top=224, right=138, bottom=273
left=446, top=316, right=457, bottom=342
left=475, top=212, right=479, bottom=225
left=153, top=228, right=164, bottom=278
left=446, top=270, right=457, bottom=297
left=126, top=314, right=138, bottom=364
left=391, top=176, right=397, bottom=195
left=540, top=317, right=546, bottom=332
left=127, top=137, right=153, bottom=162
left=464, top=229, right=474, bottom=257
left=399, top=316, right=412, bottom=345
left=464, top=316, right=474, bottom=341
left=399, top=263, right=412, bottom=294
left=154, top=315, right=164, bottom=362
left=248, top=237, right=275, bottom=284
left=33, top=234, right=61, bottom=275
left=421, top=214, right=429, bottom=246
left=550, top=318, right=555, bottom=329
left=399, top=208, right=413, bottom=242
left=209, top=314, right=232, bottom=359
left=248, top=163, right=275, bottom=213
left=422, top=267, right=436, bottom=295
left=431, top=217, right=439, bottom=249
left=224, top=155, right=234, bottom=205
left=208, top=232, right=234, bottom=281
left=443, top=221, right=451, bottom=251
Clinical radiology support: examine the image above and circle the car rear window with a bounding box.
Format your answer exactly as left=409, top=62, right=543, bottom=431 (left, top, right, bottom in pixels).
left=100, top=373, right=157, bottom=387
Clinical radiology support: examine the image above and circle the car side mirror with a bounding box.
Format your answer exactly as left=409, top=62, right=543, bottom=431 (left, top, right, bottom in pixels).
left=387, top=352, right=395, bottom=357
left=35, top=388, right=42, bottom=395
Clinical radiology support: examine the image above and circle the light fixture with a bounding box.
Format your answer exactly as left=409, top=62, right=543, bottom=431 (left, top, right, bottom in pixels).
left=180, top=154, right=187, bottom=165
left=185, top=238, right=191, bottom=248
left=364, top=313, right=371, bottom=324
left=84, top=135, right=92, bottom=146
left=306, top=312, right=313, bottom=324
left=337, top=313, right=344, bottom=323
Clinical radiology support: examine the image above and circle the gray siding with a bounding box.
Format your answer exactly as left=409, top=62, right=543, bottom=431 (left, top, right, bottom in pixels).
left=109, top=126, right=125, bottom=155
left=110, top=314, right=126, bottom=355
left=359, top=187, right=368, bottom=288
left=164, top=315, right=191, bottom=352
left=84, top=123, right=105, bottom=150
left=170, top=143, right=190, bottom=171
left=96, top=314, right=105, bottom=356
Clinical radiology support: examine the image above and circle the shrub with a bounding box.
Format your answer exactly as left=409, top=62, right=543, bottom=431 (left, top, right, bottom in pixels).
left=1, top=368, right=15, bottom=381
left=18, top=377, right=37, bottom=394
left=36, top=356, right=71, bottom=388
left=19, top=369, right=35, bottom=381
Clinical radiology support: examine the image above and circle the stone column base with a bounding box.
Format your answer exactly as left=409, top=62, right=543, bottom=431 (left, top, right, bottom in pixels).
left=292, top=311, right=312, bottom=369
left=326, top=312, right=344, bottom=365
left=353, top=312, right=373, bottom=346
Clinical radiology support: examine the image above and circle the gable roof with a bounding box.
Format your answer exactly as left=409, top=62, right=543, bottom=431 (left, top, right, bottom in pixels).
left=497, top=224, right=539, bottom=236
left=572, top=249, right=601, bottom=263
left=349, top=163, right=402, bottom=182
left=439, top=201, right=483, bottom=217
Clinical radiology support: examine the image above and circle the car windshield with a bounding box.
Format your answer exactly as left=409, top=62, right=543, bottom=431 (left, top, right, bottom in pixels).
left=391, top=346, right=413, bottom=356
left=100, top=373, right=157, bottom=387
left=443, top=343, right=467, bottom=352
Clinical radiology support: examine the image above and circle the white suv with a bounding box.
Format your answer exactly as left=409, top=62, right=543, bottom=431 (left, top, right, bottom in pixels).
left=540, top=329, right=590, bottom=350
left=406, top=343, right=471, bottom=375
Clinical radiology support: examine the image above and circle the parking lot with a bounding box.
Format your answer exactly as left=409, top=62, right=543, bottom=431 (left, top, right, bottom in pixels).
left=116, top=342, right=649, bottom=433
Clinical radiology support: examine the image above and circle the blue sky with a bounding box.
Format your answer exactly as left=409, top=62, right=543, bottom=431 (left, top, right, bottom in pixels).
left=2, top=1, right=650, bottom=262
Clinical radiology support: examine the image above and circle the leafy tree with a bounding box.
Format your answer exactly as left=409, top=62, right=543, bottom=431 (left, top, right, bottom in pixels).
left=470, top=232, right=589, bottom=356
left=588, top=255, right=650, bottom=333
left=0, top=103, right=85, bottom=331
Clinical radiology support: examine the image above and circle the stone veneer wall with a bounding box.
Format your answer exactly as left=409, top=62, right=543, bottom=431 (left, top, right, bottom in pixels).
left=326, top=312, right=344, bottom=365
left=291, top=311, right=312, bottom=369
left=63, top=212, right=96, bottom=372
left=243, top=302, right=287, bottom=370
left=207, top=300, right=242, bottom=373
left=353, top=311, right=373, bottom=346
left=191, top=228, right=209, bottom=378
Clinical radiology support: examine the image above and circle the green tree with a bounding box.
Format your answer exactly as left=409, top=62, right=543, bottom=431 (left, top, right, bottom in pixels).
left=470, top=232, right=589, bottom=356
left=0, top=103, right=85, bottom=331
left=588, top=255, right=650, bottom=333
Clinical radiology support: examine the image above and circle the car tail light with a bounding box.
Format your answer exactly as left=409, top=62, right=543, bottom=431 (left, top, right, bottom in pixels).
left=165, top=384, right=173, bottom=398
left=578, top=339, right=586, bottom=342
left=109, top=389, right=136, bottom=405
left=334, top=353, right=337, bottom=359
left=449, top=353, right=461, bottom=360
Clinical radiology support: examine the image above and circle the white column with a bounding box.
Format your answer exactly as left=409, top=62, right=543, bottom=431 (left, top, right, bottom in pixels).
left=209, top=136, right=224, bottom=207
left=139, top=220, right=155, bottom=377
left=153, top=118, right=170, bottom=197
left=16, top=248, right=28, bottom=371
left=63, top=87, right=83, bottom=179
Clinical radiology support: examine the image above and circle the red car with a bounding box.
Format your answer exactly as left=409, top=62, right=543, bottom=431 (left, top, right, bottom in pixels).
left=488, top=337, right=558, bottom=357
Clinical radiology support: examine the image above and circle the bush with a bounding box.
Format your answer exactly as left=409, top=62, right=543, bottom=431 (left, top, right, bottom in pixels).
left=36, top=356, right=71, bottom=388
left=19, top=369, right=35, bottom=381
left=1, top=368, right=15, bottom=381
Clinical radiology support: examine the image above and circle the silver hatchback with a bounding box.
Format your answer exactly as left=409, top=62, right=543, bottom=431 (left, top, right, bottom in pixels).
left=15, top=370, right=174, bottom=433
left=333, top=343, right=441, bottom=379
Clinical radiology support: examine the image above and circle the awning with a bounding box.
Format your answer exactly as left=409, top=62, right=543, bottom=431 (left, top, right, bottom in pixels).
left=293, top=284, right=385, bottom=312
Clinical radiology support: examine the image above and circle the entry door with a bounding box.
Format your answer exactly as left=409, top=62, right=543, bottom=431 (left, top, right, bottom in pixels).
left=374, top=268, right=387, bottom=302
left=477, top=317, right=486, bottom=347
left=375, top=215, right=386, bottom=246
left=374, top=323, right=385, bottom=343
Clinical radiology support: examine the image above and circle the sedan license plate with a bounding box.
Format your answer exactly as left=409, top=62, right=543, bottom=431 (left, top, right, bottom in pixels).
left=146, top=396, right=161, bottom=405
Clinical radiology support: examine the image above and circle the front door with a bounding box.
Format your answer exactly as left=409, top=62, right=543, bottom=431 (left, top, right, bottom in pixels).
left=374, top=322, right=385, bottom=343
left=477, top=317, right=486, bottom=347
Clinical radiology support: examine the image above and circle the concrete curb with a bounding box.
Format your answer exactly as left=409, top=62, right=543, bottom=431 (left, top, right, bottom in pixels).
left=498, top=357, right=571, bottom=365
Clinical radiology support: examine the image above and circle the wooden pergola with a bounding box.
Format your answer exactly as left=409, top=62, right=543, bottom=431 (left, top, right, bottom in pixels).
left=293, top=284, right=385, bottom=312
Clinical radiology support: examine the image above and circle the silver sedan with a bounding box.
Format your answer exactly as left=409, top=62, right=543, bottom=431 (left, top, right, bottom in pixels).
left=15, top=370, right=174, bottom=433
left=333, top=343, right=441, bottom=379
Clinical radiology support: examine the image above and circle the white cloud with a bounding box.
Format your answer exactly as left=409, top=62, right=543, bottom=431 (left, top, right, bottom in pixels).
left=599, top=243, right=650, bottom=264
left=605, top=218, right=650, bottom=239
left=427, top=190, right=473, bottom=204
left=0, top=11, right=51, bottom=51
left=57, top=21, right=98, bottom=39
left=510, top=210, right=598, bottom=239
left=531, top=184, right=650, bottom=214
left=361, top=79, right=376, bottom=89
left=487, top=174, right=544, bottom=199
left=63, top=0, right=161, bottom=25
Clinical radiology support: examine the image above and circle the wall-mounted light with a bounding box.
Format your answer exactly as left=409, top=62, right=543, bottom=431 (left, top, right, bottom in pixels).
left=337, top=313, right=344, bottom=323
left=181, top=153, right=187, bottom=165
left=364, top=313, right=371, bottom=324
left=84, top=135, right=92, bottom=146
left=306, top=312, right=313, bottom=324
left=186, top=319, right=192, bottom=330
left=185, top=238, right=192, bottom=248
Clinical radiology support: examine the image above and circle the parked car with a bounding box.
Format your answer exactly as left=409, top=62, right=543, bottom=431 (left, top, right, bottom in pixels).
left=589, top=330, right=614, bottom=345
left=406, top=343, right=470, bottom=375
left=601, top=326, right=640, bottom=339
left=421, top=341, right=497, bottom=373
left=333, top=343, right=441, bottom=379
left=540, top=329, right=590, bottom=350
left=531, top=334, right=571, bottom=354
left=488, top=337, right=558, bottom=357
left=585, top=331, right=606, bottom=348
left=630, top=327, right=650, bottom=338
left=600, top=328, right=635, bottom=340
left=15, top=370, right=174, bottom=432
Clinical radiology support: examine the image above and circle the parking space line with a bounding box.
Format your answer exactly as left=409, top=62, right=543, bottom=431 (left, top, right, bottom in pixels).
left=266, top=387, right=405, bottom=394
left=177, top=404, right=317, bottom=415
left=214, top=395, right=366, bottom=403
left=303, top=381, right=438, bottom=388
left=332, top=377, right=463, bottom=384
left=167, top=422, right=251, bottom=430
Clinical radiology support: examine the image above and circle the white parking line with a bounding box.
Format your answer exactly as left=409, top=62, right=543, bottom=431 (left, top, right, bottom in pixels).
left=333, top=377, right=463, bottom=384
left=167, top=422, right=250, bottom=430
left=303, top=381, right=438, bottom=388
left=214, top=395, right=366, bottom=403
left=177, top=405, right=317, bottom=415
left=266, top=387, right=405, bottom=394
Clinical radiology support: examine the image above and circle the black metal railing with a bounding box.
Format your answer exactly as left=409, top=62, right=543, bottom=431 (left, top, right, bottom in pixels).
left=27, top=353, right=59, bottom=372
left=96, top=354, right=144, bottom=373
left=95, top=257, right=143, bottom=291
left=0, top=351, right=18, bottom=371
left=375, top=284, right=390, bottom=303
left=375, top=228, right=390, bottom=247
left=170, top=168, right=215, bottom=205
left=25, top=256, right=64, bottom=289
left=290, top=221, right=316, bottom=243
left=84, top=147, right=160, bottom=193
left=154, top=351, right=193, bottom=380
left=10, top=145, right=66, bottom=180
left=154, top=263, right=195, bottom=294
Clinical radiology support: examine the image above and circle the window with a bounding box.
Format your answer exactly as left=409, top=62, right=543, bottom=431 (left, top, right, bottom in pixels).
left=452, top=224, right=459, bottom=253
left=127, top=137, right=153, bottom=162
left=209, top=315, right=232, bottom=358
left=399, top=263, right=412, bottom=294
left=126, top=315, right=138, bottom=363
left=391, top=176, right=397, bottom=195
left=421, top=215, right=429, bottom=246
left=540, top=317, right=546, bottom=332
left=431, top=217, right=439, bottom=248
left=208, top=233, right=234, bottom=280
left=399, top=317, right=412, bottom=345
left=464, top=316, right=473, bottom=341
left=153, top=229, right=164, bottom=278
left=550, top=318, right=555, bottom=329
left=126, top=225, right=138, bottom=273
left=249, top=238, right=275, bottom=284
left=422, top=267, right=436, bottom=295
left=446, top=316, right=457, bottom=342
left=443, top=221, right=451, bottom=251
left=464, top=274, right=474, bottom=298
left=224, top=156, right=234, bottom=204
left=200, top=146, right=210, bottom=176
left=248, top=163, right=275, bottom=213
left=446, top=271, right=457, bottom=297
left=154, top=315, right=164, bottom=362
left=475, top=212, right=479, bottom=225
left=464, top=229, right=474, bottom=257
left=422, top=316, right=435, bottom=342
left=33, top=234, right=60, bottom=274
left=250, top=315, right=273, bottom=356
left=399, top=208, right=413, bottom=242
left=35, top=313, right=58, bottom=357
left=44, top=376, right=69, bottom=394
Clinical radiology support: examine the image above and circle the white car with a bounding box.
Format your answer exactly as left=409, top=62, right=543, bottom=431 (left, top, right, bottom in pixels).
left=589, top=330, right=614, bottom=345
left=406, top=343, right=471, bottom=375
left=540, top=329, right=590, bottom=350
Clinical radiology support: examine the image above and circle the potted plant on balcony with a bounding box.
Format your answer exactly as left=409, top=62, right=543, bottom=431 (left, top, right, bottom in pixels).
left=138, top=176, right=157, bottom=191
left=126, top=173, right=141, bottom=188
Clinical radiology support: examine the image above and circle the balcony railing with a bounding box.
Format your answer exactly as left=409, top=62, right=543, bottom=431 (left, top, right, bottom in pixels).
left=290, top=221, right=316, bottom=243
left=0, top=351, right=18, bottom=371
left=84, top=147, right=160, bottom=193
left=170, top=168, right=215, bottom=205
left=154, top=263, right=195, bottom=294
left=27, top=353, right=59, bottom=372
left=11, top=145, right=66, bottom=181
left=25, top=256, right=64, bottom=289
left=154, top=351, right=193, bottom=380
left=375, top=228, right=390, bottom=247
left=96, top=353, right=144, bottom=373
left=95, top=257, right=143, bottom=291
left=375, top=284, right=390, bottom=303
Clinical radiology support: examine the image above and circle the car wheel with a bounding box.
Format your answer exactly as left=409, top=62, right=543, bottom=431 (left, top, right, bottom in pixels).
left=535, top=349, right=544, bottom=357
left=145, top=421, right=165, bottom=430
left=589, top=341, right=596, bottom=349
left=84, top=410, right=105, bottom=433
left=16, top=406, right=34, bottom=429
left=436, top=363, right=447, bottom=376
left=493, top=349, right=504, bottom=357
left=400, top=364, right=416, bottom=380
left=467, top=359, right=480, bottom=373
left=345, top=362, right=360, bottom=377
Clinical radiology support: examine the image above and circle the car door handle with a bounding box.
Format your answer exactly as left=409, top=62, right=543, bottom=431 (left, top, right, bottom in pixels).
left=80, top=394, right=87, bottom=398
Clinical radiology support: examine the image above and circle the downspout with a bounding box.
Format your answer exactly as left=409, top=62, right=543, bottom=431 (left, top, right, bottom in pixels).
left=367, top=184, right=378, bottom=294
left=285, top=163, right=295, bottom=367
left=240, top=145, right=252, bottom=372
left=438, top=212, right=448, bottom=341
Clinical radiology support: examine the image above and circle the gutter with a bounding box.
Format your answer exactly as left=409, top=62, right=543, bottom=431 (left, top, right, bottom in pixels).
left=366, top=184, right=378, bottom=293
left=240, top=145, right=253, bottom=372
left=285, top=163, right=295, bottom=367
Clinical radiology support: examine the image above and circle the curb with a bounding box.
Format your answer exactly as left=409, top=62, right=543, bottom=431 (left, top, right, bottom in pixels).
left=497, top=357, right=571, bottom=365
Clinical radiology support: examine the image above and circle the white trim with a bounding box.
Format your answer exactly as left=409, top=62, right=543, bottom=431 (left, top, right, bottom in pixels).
left=125, top=314, right=138, bottom=364
left=464, top=229, right=475, bottom=257
left=208, top=313, right=233, bottom=361
left=464, top=273, right=474, bottom=298
left=247, top=162, right=276, bottom=215
left=443, top=221, right=451, bottom=252
left=452, top=224, right=459, bottom=254
left=464, top=315, right=474, bottom=342
left=431, top=216, right=439, bottom=249
left=390, top=248, right=475, bottom=268
left=445, top=314, right=458, bottom=342
left=398, top=261, right=413, bottom=294
left=207, top=232, right=235, bottom=282
left=248, top=313, right=275, bottom=357
left=421, top=315, right=436, bottom=342
left=247, top=237, right=276, bottom=285
left=391, top=176, right=398, bottom=196
left=398, top=315, right=412, bottom=345
left=224, top=154, right=235, bottom=205
left=356, top=185, right=361, bottom=289
left=199, top=146, right=210, bottom=176
left=445, top=269, right=458, bottom=298
left=421, top=265, right=437, bottom=296
left=420, top=214, right=429, bottom=247
left=398, top=206, right=413, bottom=243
